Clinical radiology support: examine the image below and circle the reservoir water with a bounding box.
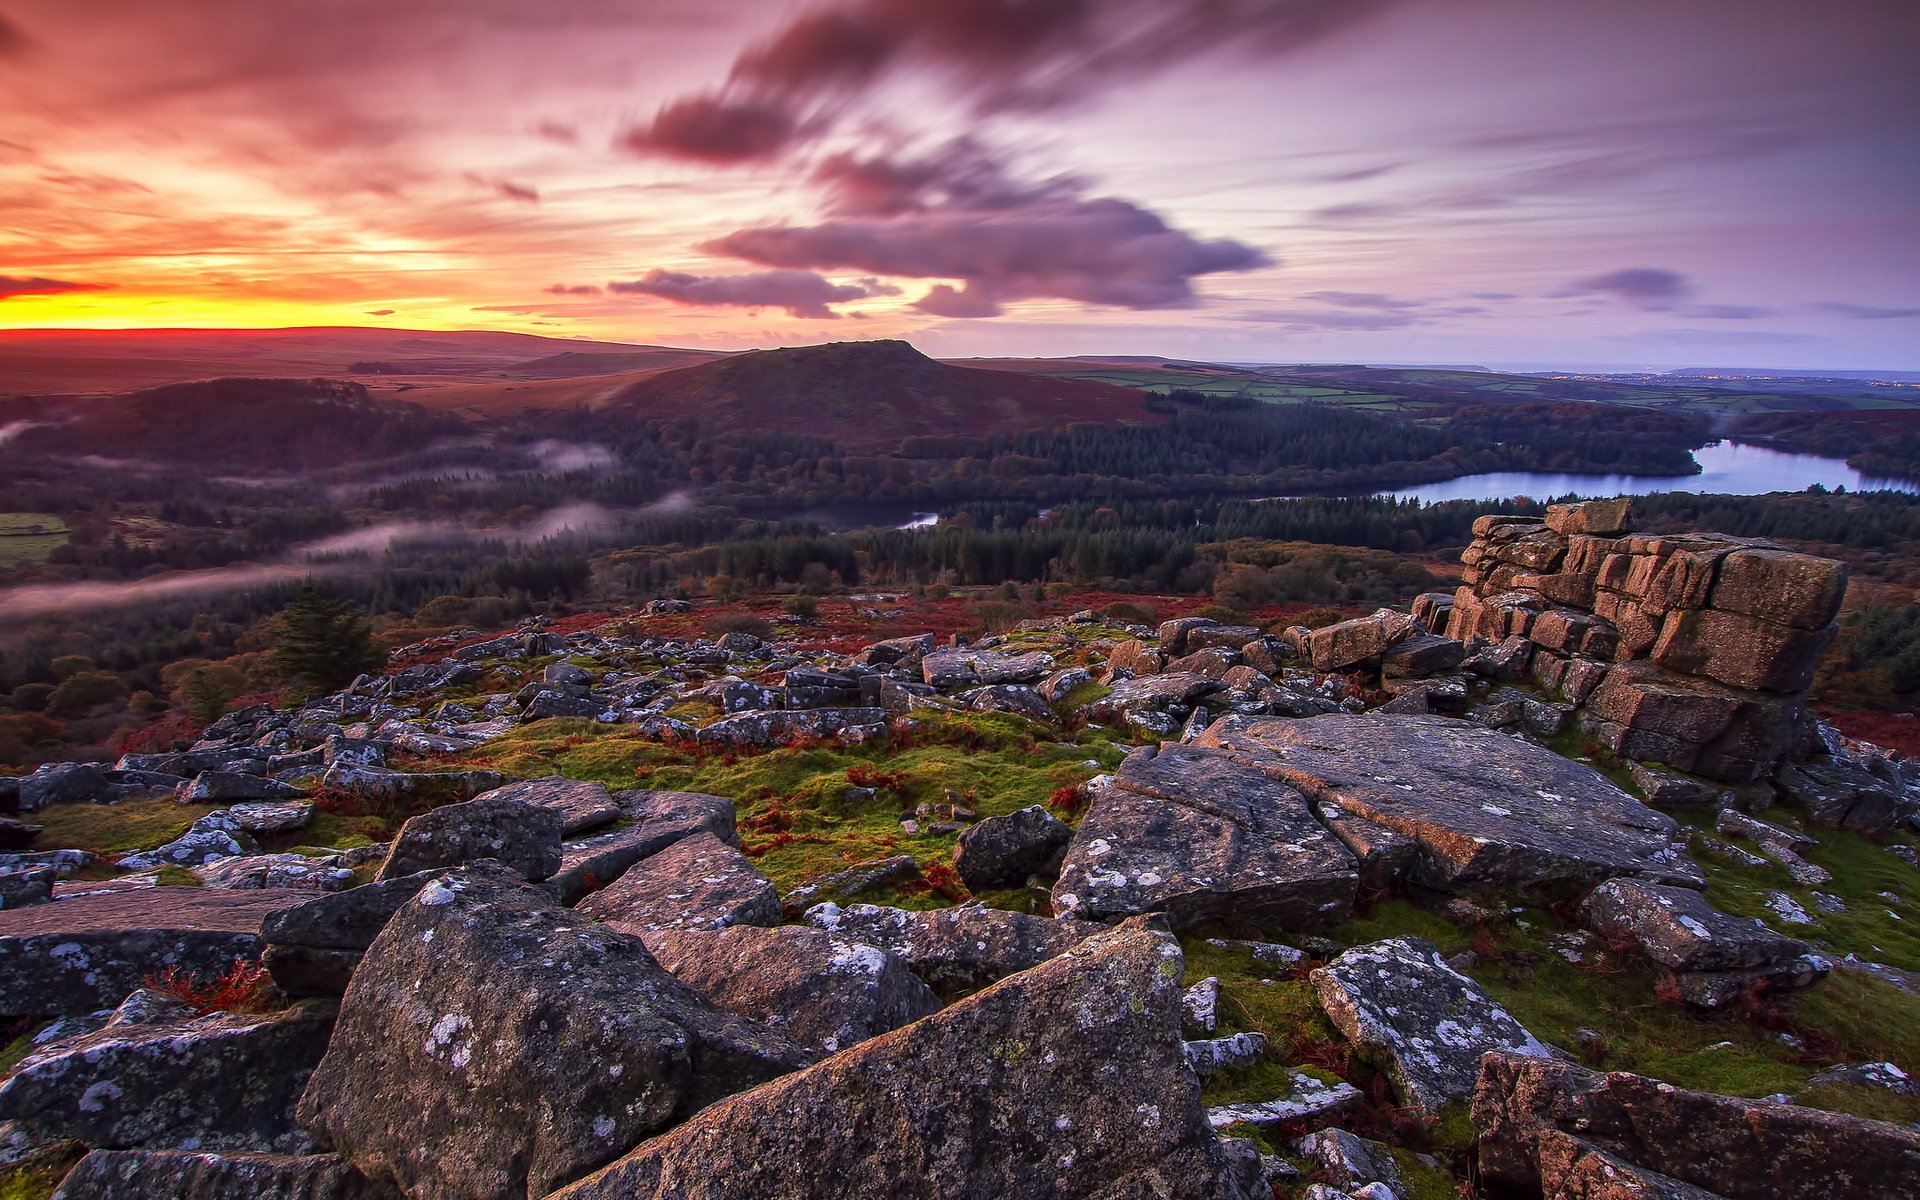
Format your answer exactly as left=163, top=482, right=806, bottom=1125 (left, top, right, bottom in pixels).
left=1374, top=441, right=1918, bottom=505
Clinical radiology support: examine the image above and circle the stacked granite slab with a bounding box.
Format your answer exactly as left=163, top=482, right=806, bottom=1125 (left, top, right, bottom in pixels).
left=1445, top=499, right=1846, bottom=783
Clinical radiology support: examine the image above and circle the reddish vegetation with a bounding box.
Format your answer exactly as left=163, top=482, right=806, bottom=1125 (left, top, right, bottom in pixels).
left=1816, top=708, right=1920, bottom=757
left=144, top=958, right=275, bottom=1014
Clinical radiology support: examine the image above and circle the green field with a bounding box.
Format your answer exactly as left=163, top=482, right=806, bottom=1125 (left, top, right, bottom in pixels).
left=0, top=512, right=69, bottom=569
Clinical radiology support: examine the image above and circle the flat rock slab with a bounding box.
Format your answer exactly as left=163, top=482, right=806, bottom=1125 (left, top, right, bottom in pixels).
left=470, top=777, right=622, bottom=837
left=581, top=832, right=780, bottom=932
left=1198, top=713, right=1705, bottom=895
left=1474, top=1051, right=1920, bottom=1200
left=1580, top=878, right=1811, bottom=973
left=0, top=1003, right=334, bottom=1153
left=1052, top=745, right=1357, bottom=930
left=546, top=927, right=1250, bottom=1200
left=545, top=790, right=737, bottom=907
left=1312, top=936, right=1553, bottom=1117
left=803, top=901, right=1103, bottom=999
left=0, top=887, right=307, bottom=1016
left=52, top=1149, right=402, bottom=1200
left=641, top=925, right=940, bottom=1055
left=296, top=863, right=808, bottom=1200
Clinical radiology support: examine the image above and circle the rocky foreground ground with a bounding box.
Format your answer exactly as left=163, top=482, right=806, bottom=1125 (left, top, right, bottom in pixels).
left=1, top=501, right=1918, bottom=1198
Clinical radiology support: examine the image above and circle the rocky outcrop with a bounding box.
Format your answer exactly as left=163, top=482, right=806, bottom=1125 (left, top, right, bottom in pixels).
left=1474, top=1051, right=1920, bottom=1200
left=546, top=927, right=1254, bottom=1200
left=1052, top=744, right=1358, bottom=929
left=1, top=1002, right=333, bottom=1154
left=639, top=924, right=939, bottom=1054
left=1447, top=502, right=1846, bottom=783
left=1197, top=713, right=1702, bottom=897
left=0, top=888, right=303, bottom=1016
left=1312, top=937, right=1553, bottom=1117
left=296, top=863, right=809, bottom=1200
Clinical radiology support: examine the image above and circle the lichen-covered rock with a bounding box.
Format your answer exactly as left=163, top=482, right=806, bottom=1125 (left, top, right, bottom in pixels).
left=467, top=777, right=621, bottom=837
left=178, top=772, right=310, bottom=805
left=259, top=871, right=442, bottom=996
left=0, top=866, right=53, bottom=910
left=1198, top=714, right=1704, bottom=896
left=316, top=766, right=515, bottom=811
left=1052, top=744, right=1357, bottom=930
left=1579, top=878, right=1811, bottom=973
left=545, top=927, right=1254, bottom=1200
left=803, top=901, right=1102, bottom=998
left=640, top=924, right=939, bottom=1054
left=951, top=806, right=1071, bottom=890
left=0, top=887, right=303, bottom=1015
left=1311, top=936, right=1553, bottom=1116
left=193, top=854, right=355, bottom=892
left=578, top=832, right=780, bottom=932
left=1085, top=672, right=1223, bottom=726
left=51, top=1149, right=401, bottom=1200
left=1474, top=1050, right=1920, bottom=1200
left=781, top=855, right=919, bottom=914
left=375, top=794, right=562, bottom=882
left=0, top=1002, right=334, bottom=1153
left=295, top=863, right=808, bottom=1200
left=542, top=789, right=737, bottom=906
left=227, top=802, right=315, bottom=837
left=1306, top=609, right=1417, bottom=672
left=118, top=811, right=257, bottom=871
left=695, top=707, right=887, bottom=747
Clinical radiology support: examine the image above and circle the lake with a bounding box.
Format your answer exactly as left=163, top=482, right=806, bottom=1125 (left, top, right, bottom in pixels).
left=1373, top=441, right=1919, bottom=505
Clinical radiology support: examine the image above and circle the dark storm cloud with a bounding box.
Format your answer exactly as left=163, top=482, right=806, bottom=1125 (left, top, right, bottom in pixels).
left=621, top=0, right=1397, bottom=162
left=707, top=193, right=1271, bottom=316
left=607, top=268, right=899, bottom=318
left=0, top=275, right=112, bottom=299
left=1566, top=268, right=1694, bottom=308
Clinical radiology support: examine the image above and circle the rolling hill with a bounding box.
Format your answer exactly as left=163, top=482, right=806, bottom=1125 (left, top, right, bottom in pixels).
left=605, top=340, right=1158, bottom=448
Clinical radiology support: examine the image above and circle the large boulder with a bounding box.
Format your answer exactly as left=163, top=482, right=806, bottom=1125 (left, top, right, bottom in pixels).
left=0, top=888, right=304, bottom=1016
left=951, top=805, right=1071, bottom=890
left=1052, top=745, right=1357, bottom=930
left=51, top=1149, right=401, bottom=1200
left=1708, top=547, right=1847, bottom=631
left=576, top=832, right=780, bottom=932
left=1474, top=1051, right=1920, bottom=1200
left=0, top=1002, right=334, bottom=1153
left=804, top=902, right=1103, bottom=999
left=1579, top=878, right=1828, bottom=1008
left=640, top=925, right=940, bottom=1055
left=545, top=927, right=1254, bottom=1200
left=1307, top=609, right=1417, bottom=672
left=295, top=863, right=809, bottom=1200
left=1651, top=609, right=1833, bottom=694
left=1311, top=936, right=1553, bottom=1117
left=1196, top=713, right=1704, bottom=896
left=375, top=794, right=562, bottom=883
left=466, top=778, right=621, bottom=837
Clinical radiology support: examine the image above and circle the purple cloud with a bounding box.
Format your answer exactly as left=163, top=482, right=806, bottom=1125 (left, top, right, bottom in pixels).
left=606, top=268, right=899, bottom=318
left=1815, top=301, right=1920, bottom=320
left=1567, top=268, right=1694, bottom=308
left=0, top=275, right=112, bottom=299
left=618, top=94, right=804, bottom=163
left=545, top=283, right=602, bottom=296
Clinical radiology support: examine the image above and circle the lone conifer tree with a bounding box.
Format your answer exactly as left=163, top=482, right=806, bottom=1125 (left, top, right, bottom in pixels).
left=271, top=580, right=382, bottom=694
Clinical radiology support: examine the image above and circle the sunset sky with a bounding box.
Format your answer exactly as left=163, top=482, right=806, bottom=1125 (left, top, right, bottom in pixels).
left=1, top=0, right=1915, bottom=369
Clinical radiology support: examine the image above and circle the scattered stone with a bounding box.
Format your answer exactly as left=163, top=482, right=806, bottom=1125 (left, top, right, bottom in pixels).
left=803, top=901, right=1101, bottom=998
left=951, top=805, right=1071, bottom=890
left=1806, top=1061, right=1919, bottom=1097
left=0, top=887, right=301, bottom=1015
left=15, top=763, right=114, bottom=811
left=1307, top=609, right=1418, bottom=672
left=1205, top=1072, right=1364, bottom=1129
left=0, top=1002, right=335, bottom=1153
left=227, top=802, right=314, bottom=837
left=0, top=867, right=53, bottom=910
left=1184, top=1030, right=1268, bottom=1078
left=118, top=811, right=257, bottom=871
left=193, top=853, right=355, bottom=892
left=295, top=863, right=809, bottom=1200
left=1052, top=743, right=1357, bottom=929
left=696, top=707, right=888, bottom=747
left=178, top=772, right=310, bottom=804
left=1474, top=1050, right=1920, bottom=1200
left=1580, top=878, right=1813, bottom=974
left=376, top=794, right=562, bottom=883
left=1626, top=762, right=1725, bottom=808
left=1380, top=633, right=1466, bottom=678
left=780, top=855, right=919, bottom=915
left=545, top=927, right=1253, bottom=1200
left=1183, top=976, right=1220, bottom=1036
left=1311, top=936, right=1553, bottom=1116
left=1296, top=1128, right=1405, bottom=1195
left=640, top=924, right=939, bottom=1055
left=578, top=832, right=780, bottom=932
